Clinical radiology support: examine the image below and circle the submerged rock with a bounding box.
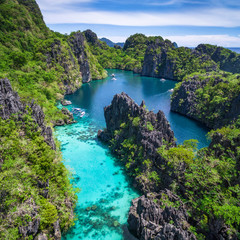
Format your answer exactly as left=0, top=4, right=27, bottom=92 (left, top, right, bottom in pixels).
left=61, top=100, right=72, bottom=106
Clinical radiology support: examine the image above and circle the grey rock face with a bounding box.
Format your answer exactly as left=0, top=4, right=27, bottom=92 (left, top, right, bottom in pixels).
left=37, top=179, right=49, bottom=198
left=0, top=78, right=56, bottom=149
left=53, top=220, right=62, bottom=240
left=45, top=39, right=81, bottom=94
left=141, top=41, right=217, bottom=80
left=128, top=190, right=196, bottom=240
left=68, top=32, right=91, bottom=83
left=196, top=44, right=240, bottom=74
left=0, top=78, right=24, bottom=119
left=84, top=29, right=100, bottom=46
left=170, top=77, right=206, bottom=122
left=141, top=40, right=175, bottom=79
left=34, top=233, right=48, bottom=240
left=102, top=92, right=175, bottom=147
left=18, top=198, right=40, bottom=239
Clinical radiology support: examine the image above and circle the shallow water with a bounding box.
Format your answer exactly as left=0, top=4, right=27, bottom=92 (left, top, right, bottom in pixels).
left=55, top=69, right=209, bottom=240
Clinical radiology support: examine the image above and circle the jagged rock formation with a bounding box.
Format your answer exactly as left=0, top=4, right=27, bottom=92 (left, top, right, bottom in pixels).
left=0, top=77, right=73, bottom=239
left=0, top=77, right=23, bottom=119
left=84, top=29, right=101, bottom=46
left=0, top=78, right=56, bottom=149
left=196, top=44, right=240, bottom=74
left=98, top=92, right=177, bottom=192
left=141, top=39, right=176, bottom=79
left=98, top=93, right=199, bottom=239
left=68, top=32, right=92, bottom=83
left=171, top=73, right=240, bottom=129
left=99, top=92, right=175, bottom=146
left=128, top=190, right=196, bottom=240
left=18, top=198, right=40, bottom=239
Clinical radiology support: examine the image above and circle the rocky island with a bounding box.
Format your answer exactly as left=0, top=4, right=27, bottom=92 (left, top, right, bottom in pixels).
left=99, top=92, right=240, bottom=239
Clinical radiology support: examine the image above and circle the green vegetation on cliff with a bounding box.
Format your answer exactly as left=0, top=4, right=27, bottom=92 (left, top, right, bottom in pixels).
left=0, top=1, right=107, bottom=124
left=196, top=44, right=240, bottom=74
left=0, top=0, right=101, bottom=238
left=159, top=126, right=240, bottom=238
left=171, top=71, right=240, bottom=128
left=104, top=96, right=240, bottom=238
left=0, top=112, right=77, bottom=239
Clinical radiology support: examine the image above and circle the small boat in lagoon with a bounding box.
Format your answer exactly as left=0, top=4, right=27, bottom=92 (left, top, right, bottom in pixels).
left=72, top=108, right=86, bottom=118
left=168, top=88, right=174, bottom=92
left=111, top=73, right=115, bottom=77
left=160, top=78, right=166, bottom=82
left=111, top=77, right=117, bottom=81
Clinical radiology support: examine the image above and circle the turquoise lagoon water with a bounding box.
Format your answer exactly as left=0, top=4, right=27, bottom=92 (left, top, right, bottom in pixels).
left=55, top=69, right=209, bottom=240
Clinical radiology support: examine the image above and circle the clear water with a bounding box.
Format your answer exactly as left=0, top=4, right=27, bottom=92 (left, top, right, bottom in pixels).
left=55, top=69, right=209, bottom=240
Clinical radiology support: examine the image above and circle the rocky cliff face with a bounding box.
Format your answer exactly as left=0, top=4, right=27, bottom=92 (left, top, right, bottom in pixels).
left=141, top=41, right=218, bottom=80
left=68, top=32, right=92, bottom=84
left=41, top=38, right=82, bottom=94
left=100, top=92, right=175, bottom=146
left=84, top=29, right=101, bottom=47
left=171, top=73, right=240, bottom=129
left=128, top=190, right=196, bottom=240
left=0, top=78, right=69, bottom=239
left=141, top=39, right=176, bottom=79
left=0, top=78, right=56, bottom=149
left=170, top=76, right=206, bottom=123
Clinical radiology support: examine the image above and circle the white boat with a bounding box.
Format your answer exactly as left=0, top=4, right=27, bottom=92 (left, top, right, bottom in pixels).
left=79, top=112, right=85, bottom=117
left=111, top=77, right=117, bottom=81
left=168, top=88, right=174, bottom=92
left=111, top=73, right=115, bottom=77
left=72, top=108, right=86, bottom=117
left=160, top=78, right=166, bottom=82
left=72, top=108, right=81, bottom=113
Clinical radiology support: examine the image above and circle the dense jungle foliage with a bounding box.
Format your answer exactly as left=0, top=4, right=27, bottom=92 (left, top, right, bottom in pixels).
left=1, top=0, right=240, bottom=239
left=0, top=112, right=77, bottom=239
left=111, top=108, right=240, bottom=238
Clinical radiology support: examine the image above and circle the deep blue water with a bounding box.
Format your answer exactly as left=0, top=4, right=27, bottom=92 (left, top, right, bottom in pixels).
left=55, top=69, right=209, bottom=240
left=228, top=47, right=240, bottom=54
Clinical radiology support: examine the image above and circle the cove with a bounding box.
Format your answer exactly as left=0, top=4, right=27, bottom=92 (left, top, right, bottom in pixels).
left=55, top=69, right=209, bottom=240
